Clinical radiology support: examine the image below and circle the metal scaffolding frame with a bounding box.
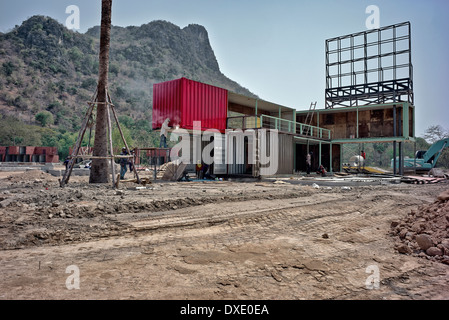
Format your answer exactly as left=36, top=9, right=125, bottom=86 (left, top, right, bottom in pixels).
left=325, top=22, right=413, bottom=109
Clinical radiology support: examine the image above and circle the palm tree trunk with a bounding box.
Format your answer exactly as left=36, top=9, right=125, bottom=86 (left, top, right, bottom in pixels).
left=89, top=0, right=112, bottom=184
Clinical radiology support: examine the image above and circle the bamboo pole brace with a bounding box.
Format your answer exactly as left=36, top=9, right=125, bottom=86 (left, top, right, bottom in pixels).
left=106, top=101, right=116, bottom=188
left=71, top=155, right=133, bottom=159
left=107, top=91, right=141, bottom=184
left=87, top=101, right=115, bottom=106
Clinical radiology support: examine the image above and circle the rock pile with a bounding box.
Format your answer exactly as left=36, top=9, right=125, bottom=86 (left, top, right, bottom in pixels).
left=391, top=189, right=449, bottom=265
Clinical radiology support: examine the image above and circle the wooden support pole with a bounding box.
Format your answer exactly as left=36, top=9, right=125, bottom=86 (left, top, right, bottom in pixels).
left=60, top=102, right=96, bottom=187
left=107, top=92, right=140, bottom=184
left=106, top=101, right=116, bottom=188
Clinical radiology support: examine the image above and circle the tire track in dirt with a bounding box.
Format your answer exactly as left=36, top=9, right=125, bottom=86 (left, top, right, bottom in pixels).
left=125, top=194, right=344, bottom=233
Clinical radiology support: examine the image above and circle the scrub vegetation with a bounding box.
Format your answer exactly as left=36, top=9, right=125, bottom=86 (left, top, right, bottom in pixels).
left=0, top=16, right=256, bottom=159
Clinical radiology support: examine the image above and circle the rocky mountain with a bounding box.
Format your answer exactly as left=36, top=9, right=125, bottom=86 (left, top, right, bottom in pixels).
left=0, top=15, right=257, bottom=134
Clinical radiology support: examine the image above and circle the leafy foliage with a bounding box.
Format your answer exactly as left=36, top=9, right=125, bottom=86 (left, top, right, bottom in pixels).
left=35, top=111, right=54, bottom=127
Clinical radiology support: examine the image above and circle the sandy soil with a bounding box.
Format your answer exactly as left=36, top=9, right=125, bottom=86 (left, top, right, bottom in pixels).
left=0, top=169, right=448, bottom=301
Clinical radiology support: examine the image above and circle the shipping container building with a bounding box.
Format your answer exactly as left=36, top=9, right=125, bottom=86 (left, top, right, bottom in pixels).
left=153, top=77, right=337, bottom=176
left=0, top=146, right=60, bottom=164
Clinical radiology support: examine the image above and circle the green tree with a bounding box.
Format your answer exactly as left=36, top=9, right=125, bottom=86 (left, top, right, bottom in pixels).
left=2, top=62, right=15, bottom=76
left=112, top=126, right=134, bottom=151
left=118, top=115, right=134, bottom=128
left=109, top=63, right=120, bottom=76
left=81, top=78, right=97, bottom=89
left=372, top=143, right=388, bottom=167
left=68, top=47, right=83, bottom=61
left=423, top=125, right=449, bottom=143
left=35, top=111, right=54, bottom=127
left=0, top=116, right=41, bottom=146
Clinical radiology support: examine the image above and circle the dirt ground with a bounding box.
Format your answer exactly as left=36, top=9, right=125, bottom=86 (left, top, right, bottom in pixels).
left=0, top=169, right=448, bottom=301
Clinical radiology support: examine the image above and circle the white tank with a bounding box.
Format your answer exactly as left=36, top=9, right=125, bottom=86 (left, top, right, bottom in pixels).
left=349, top=155, right=365, bottom=167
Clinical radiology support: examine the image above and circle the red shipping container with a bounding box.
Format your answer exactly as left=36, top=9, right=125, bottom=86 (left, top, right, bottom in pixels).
left=152, top=77, right=228, bottom=133
left=47, top=147, right=57, bottom=155
left=0, top=147, right=7, bottom=154
left=34, top=147, right=45, bottom=155
left=25, top=146, right=35, bottom=155
left=46, top=155, right=60, bottom=163
left=146, top=149, right=170, bottom=157
left=8, top=146, right=20, bottom=155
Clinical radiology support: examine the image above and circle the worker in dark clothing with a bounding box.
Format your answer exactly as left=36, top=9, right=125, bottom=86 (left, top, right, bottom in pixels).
left=316, top=164, right=327, bottom=177
left=202, top=163, right=210, bottom=180
left=64, top=157, right=71, bottom=170
left=119, top=147, right=129, bottom=180
left=196, top=161, right=203, bottom=180
left=306, top=152, right=313, bottom=175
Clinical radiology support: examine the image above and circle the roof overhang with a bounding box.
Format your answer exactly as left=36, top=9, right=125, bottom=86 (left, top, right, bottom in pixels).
left=228, top=92, right=294, bottom=114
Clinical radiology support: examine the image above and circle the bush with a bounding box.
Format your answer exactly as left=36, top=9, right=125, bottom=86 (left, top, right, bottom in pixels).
left=35, top=111, right=54, bottom=127
left=2, top=62, right=15, bottom=76
left=115, top=86, right=127, bottom=99
left=110, top=63, right=120, bottom=76
left=81, top=78, right=97, bottom=90
left=13, top=96, right=27, bottom=109
left=68, top=47, right=83, bottom=61
left=47, top=101, right=62, bottom=112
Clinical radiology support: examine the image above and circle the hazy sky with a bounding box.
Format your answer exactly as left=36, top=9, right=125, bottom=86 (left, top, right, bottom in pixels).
left=1, top=0, right=448, bottom=137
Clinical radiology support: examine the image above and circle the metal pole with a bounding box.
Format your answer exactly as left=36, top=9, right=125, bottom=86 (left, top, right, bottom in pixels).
left=414, top=140, right=417, bottom=174
left=255, top=100, right=258, bottom=129
left=153, top=150, right=157, bottom=181
left=319, top=141, right=322, bottom=168
left=399, top=106, right=403, bottom=176
left=393, top=105, right=397, bottom=175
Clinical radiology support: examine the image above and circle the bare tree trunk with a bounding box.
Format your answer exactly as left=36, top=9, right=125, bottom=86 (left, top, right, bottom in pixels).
left=90, top=0, right=112, bottom=184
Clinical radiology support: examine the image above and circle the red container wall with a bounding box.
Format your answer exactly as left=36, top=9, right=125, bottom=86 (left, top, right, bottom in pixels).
left=34, top=147, right=45, bottom=155
left=46, top=155, right=60, bottom=163
left=25, top=146, right=35, bottom=155
left=152, top=78, right=228, bottom=132
left=152, top=78, right=182, bottom=130
left=47, top=147, right=57, bottom=155
left=0, top=147, right=5, bottom=162
left=146, top=149, right=170, bottom=157
left=181, top=78, right=228, bottom=132
left=8, top=146, right=20, bottom=155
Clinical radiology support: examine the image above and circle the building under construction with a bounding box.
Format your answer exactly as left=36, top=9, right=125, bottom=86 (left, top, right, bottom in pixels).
left=152, top=22, right=415, bottom=177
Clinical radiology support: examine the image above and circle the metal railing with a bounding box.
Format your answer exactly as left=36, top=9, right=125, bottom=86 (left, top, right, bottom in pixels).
left=226, top=115, right=332, bottom=140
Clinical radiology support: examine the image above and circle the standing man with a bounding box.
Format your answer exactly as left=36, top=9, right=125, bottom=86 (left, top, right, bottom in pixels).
left=361, top=150, right=366, bottom=169
left=160, top=118, right=171, bottom=148
left=306, top=152, right=313, bottom=175
left=119, top=147, right=129, bottom=180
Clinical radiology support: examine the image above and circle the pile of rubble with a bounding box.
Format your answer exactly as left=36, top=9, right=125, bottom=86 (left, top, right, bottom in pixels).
left=391, top=189, right=449, bottom=265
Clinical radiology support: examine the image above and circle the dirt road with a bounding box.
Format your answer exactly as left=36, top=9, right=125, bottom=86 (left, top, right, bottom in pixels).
left=0, top=170, right=448, bottom=301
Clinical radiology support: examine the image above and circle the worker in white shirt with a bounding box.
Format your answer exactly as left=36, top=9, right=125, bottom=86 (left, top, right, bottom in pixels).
left=160, top=118, right=171, bottom=148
